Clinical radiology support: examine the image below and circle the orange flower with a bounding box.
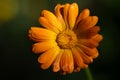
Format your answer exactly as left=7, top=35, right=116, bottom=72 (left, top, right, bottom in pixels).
left=28, top=3, right=103, bottom=74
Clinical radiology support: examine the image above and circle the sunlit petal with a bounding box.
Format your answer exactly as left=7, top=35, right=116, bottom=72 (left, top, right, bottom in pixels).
left=63, top=3, right=70, bottom=28
left=39, top=17, right=59, bottom=33
left=39, top=10, right=63, bottom=33
left=32, top=40, right=57, bottom=54
left=53, top=49, right=64, bottom=72
left=68, top=3, right=78, bottom=29
left=38, top=46, right=60, bottom=69
left=29, top=27, right=57, bottom=42
left=55, top=4, right=66, bottom=30
left=60, top=49, right=74, bottom=74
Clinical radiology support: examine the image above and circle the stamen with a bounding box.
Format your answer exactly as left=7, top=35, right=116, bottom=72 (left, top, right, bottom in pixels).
left=56, top=30, right=77, bottom=49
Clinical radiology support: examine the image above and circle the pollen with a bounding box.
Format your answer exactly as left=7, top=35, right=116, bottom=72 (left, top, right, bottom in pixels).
left=56, top=30, right=77, bottom=49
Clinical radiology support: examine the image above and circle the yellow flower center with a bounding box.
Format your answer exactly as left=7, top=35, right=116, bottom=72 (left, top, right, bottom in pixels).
left=56, top=30, right=77, bottom=49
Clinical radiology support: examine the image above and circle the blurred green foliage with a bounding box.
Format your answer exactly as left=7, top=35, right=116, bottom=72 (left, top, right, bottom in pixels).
left=0, top=0, right=120, bottom=80
left=0, top=0, right=19, bottom=23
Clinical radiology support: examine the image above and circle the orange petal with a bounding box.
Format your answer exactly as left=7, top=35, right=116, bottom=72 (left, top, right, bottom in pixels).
left=92, top=34, right=103, bottom=42
left=79, top=26, right=100, bottom=39
left=71, top=47, right=88, bottom=69
left=39, top=17, right=60, bottom=34
left=63, top=3, right=70, bottom=28
left=55, top=4, right=66, bottom=30
left=39, top=10, right=63, bottom=33
left=77, top=16, right=98, bottom=32
left=53, top=49, right=64, bottom=72
left=68, top=3, right=78, bottom=29
left=75, top=9, right=90, bottom=26
left=78, top=44, right=99, bottom=58
left=78, top=39, right=99, bottom=48
left=32, top=40, right=57, bottom=54
left=60, top=49, right=74, bottom=73
left=38, top=46, right=60, bottom=69
left=29, top=27, right=57, bottom=42
left=76, top=47, right=93, bottom=64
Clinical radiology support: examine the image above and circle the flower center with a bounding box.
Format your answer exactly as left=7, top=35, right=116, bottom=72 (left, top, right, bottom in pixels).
left=56, top=30, right=77, bottom=49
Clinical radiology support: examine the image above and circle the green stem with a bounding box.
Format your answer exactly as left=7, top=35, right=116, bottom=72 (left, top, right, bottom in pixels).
left=85, top=68, right=93, bottom=80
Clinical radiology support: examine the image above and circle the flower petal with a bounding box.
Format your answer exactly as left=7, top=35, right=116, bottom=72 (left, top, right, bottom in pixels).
left=78, top=44, right=99, bottom=58
left=76, top=47, right=93, bottom=64
left=68, top=3, right=78, bottom=29
left=39, top=10, right=63, bottom=33
left=32, top=40, right=57, bottom=54
left=55, top=4, right=66, bottom=30
left=38, top=46, right=60, bottom=69
left=29, top=27, right=57, bottom=42
left=71, top=47, right=88, bottom=70
left=78, top=26, right=100, bottom=39
left=63, top=3, right=70, bottom=28
left=60, top=49, right=74, bottom=74
left=53, top=49, right=64, bottom=72
left=75, top=9, right=90, bottom=26
left=92, top=34, right=103, bottom=42
left=77, top=16, right=98, bottom=32
left=78, top=39, right=99, bottom=48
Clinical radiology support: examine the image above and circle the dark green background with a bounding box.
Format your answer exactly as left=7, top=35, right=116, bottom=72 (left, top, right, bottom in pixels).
left=0, top=0, right=120, bottom=80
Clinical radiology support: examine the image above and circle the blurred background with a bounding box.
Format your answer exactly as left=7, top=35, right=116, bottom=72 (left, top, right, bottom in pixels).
left=0, top=0, right=120, bottom=80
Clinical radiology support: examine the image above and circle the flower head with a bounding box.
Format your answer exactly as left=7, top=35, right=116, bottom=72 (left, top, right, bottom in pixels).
left=28, top=3, right=103, bottom=74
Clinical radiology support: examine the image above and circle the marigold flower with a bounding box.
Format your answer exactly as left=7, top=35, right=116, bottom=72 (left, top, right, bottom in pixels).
left=28, top=2, right=103, bottom=74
